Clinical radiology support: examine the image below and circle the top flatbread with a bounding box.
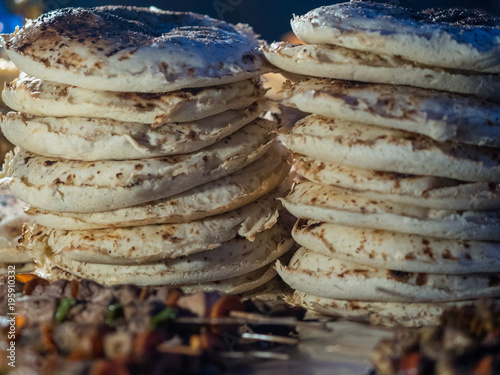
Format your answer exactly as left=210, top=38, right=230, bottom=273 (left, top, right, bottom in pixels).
left=291, top=2, right=500, bottom=73
left=0, top=6, right=270, bottom=92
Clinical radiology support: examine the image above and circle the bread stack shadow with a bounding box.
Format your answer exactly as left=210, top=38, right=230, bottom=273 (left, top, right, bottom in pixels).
left=0, top=6, right=295, bottom=293
left=263, top=2, right=500, bottom=326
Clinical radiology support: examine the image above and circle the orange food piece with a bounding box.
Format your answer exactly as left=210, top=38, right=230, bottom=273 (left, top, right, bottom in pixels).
left=15, top=273, right=40, bottom=284
left=23, top=277, right=49, bottom=295
left=69, top=280, right=79, bottom=298
left=88, top=360, right=130, bottom=375
left=40, top=323, right=57, bottom=354
left=15, top=315, right=25, bottom=330
left=473, top=355, right=493, bottom=375
left=165, top=289, right=183, bottom=307
left=210, top=296, right=244, bottom=319
left=399, top=352, right=421, bottom=374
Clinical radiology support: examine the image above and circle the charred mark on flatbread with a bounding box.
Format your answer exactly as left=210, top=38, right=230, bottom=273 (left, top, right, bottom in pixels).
left=305, top=222, right=322, bottom=231
left=386, top=270, right=412, bottom=283
left=442, top=249, right=457, bottom=260
left=405, top=253, right=417, bottom=260
left=415, top=273, right=428, bottom=286
left=43, top=160, right=58, bottom=167
left=338, top=269, right=370, bottom=278
left=422, top=239, right=435, bottom=260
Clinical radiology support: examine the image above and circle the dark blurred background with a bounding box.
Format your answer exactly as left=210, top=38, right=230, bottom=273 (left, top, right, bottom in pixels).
left=1, top=0, right=500, bottom=41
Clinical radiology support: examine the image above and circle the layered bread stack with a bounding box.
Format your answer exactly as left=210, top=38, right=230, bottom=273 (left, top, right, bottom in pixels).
left=0, top=54, right=32, bottom=273
left=0, top=6, right=294, bottom=293
left=263, top=1, right=500, bottom=326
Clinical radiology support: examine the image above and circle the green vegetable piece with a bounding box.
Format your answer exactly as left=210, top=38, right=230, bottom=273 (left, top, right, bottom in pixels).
left=150, top=307, right=177, bottom=330
left=55, top=298, right=76, bottom=323
left=105, top=303, right=123, bottom=327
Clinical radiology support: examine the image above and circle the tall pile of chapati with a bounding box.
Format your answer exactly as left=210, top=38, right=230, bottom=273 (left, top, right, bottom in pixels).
left=263, top=1, right=500, bottom=326
left=0, top=6, right=294, bottom=293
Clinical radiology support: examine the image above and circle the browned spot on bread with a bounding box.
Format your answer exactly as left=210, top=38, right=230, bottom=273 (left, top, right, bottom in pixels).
left=442, top=249, right=457, bottom=260
left=43, top=160, right=57, bottom=166
left=386, top=270, right=412, bottom=283
left=305, top=222, right=322, bottom=231
left=416, top=273, right=428, bottom=286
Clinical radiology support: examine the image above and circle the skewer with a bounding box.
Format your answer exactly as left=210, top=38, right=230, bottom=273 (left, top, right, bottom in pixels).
left=220, top=351, right=291, bottom=360
left=229, top=310, right=332, bottom=331
left=241, top=332, right=299, bottom=345
left=175, top=315, right=331, bottom=331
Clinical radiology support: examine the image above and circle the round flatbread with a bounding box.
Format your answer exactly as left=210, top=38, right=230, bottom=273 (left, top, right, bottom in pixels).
left=3, top=74, right=264, bottom=126
left=0, top=6, right=270, bottom=92
left=294, top=155, right=500, bottom=211
left=21, top=192, right=282, bottom=264
left=291, top=2, right=500, bottom=74
left=0, top=58, right=19, bottom=110
left=280, top=115, right=500, bottom=182
left=281, top=181, right=500, bottom=241
left=292, top=220, right=500, bottom=274
left=1, top=102, right=264, bottom=161
left=282, top=78, right=500, bottom=146
left=292, top=291, right=478, bottom=327
left=26, top=144, right=290, bottom=229
left=32, top=224, right=294, bottom=286
left=2, top=119, right=275, bottom=212
left=276, top=247, right=500, bottom=302
left=263, top=42, right=499, bottom=98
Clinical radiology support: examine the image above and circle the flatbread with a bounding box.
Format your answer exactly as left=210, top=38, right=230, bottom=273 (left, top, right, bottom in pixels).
left=0, top=248, right=32, bottom=264
left=281, top=181, right=500, bottom=241
left=262, top=42, right=500, bottom=98
left=26, top=143, right=290, bottom=229
left=294, top=155, right=500, bottom=211
left=292, top=291, right=477, bottom=327
left=2, top=119, right=275, bottom=212
left=292, top=220, right=500, bottom=274
left=180, top=265, right=277, bottom=295
left=280, top=115, right=500, bottom=182
left=276, top=247, right=500, bottom=302
left=282, top=78, right=500, bottom=146
left=0, top=102, right=264, bottom=161
left=291, top=2, right=500, bottom=73
left=0, top=58, right=19, bottom=109
left=42, top=263, right=278, bottom=296
left=21, top=191, right=282, bottom=264
left=3, top=73, right=264, bottom=126
left=0, top=6, right=270, bottom=92
left=32, top=224, right=294, bottom=286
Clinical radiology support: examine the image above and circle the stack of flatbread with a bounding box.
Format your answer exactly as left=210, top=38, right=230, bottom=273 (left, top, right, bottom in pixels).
left=0, top=6, right=295, bottom=293
left=263, top=1, right=500, bottom=326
